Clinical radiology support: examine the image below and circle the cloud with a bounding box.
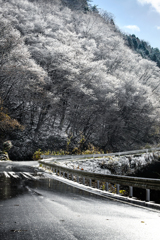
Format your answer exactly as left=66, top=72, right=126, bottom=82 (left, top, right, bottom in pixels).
left=156, top=26, right=160, bottom=29
left=123, top=25, right=140, bottom=32
left=137, top=0, right=160, bottom=14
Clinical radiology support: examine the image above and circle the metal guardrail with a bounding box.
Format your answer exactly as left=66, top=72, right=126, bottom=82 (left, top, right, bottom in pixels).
left=41, top=147, right=160, bottom=161
left=39, top=149, right=160, bottom=203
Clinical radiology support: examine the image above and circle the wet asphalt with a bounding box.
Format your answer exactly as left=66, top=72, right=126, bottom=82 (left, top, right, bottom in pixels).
left=0, top=161, right=160, bottom=240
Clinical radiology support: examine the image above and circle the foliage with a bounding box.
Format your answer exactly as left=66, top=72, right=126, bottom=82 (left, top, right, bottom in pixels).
left=124, top=34, right=160, bottom=68
left=0, top=99, right=22, bottom=142
left=32, top=149, right=42, bottom=160
left=0, top=111, right=21, bottom=134
left=41, top=142, right=104, bottom=156
left=144, top=144, right=151, bottom=149
left=119, top=190, right=128, bottom=196
left=3, top=140, right=13, bottom=152
left=66, top=135, right=73, bottom=152
left=81, top=143, right=104, bottom=154
left=72, top=147, right=81, bottom=155
left=0, top=151, right=10, bottom=161
left=42, top=149, right=67, bottom=155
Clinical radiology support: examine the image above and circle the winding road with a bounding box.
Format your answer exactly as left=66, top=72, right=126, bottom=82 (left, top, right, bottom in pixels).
left=0, top=161, right=160, bottom=240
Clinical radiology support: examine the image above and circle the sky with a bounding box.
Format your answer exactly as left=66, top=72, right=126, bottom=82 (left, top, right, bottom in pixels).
left=91, top=0, right=160, bottom=49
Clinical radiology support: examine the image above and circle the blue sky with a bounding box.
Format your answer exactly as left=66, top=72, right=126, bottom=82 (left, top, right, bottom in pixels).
left=91, top=0, right=160, bottom=49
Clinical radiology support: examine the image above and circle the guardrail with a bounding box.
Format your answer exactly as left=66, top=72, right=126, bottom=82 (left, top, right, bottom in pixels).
left=41, top=147, right=160, bottom=160
left=39, top=154, right=160, bottom=203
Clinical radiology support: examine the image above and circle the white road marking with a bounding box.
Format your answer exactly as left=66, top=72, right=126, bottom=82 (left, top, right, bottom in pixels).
left=3, top=171, right=37, bottom=180
left=8, top=172, right=20, bottom=178
left=20, top=172, right=31, bottom=179
left=3, top=171, right=10, bottom=178
left=23, top=172, right=36, bottom=179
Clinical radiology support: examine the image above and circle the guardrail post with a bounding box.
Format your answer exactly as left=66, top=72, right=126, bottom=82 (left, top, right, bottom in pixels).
left=146, top=189, right=150, bottom=202
left=116, top=184, right=120, bottom=194
left=56, top=169, right=58, bottom=175
left=129, top=186, right=133, bottom=198
left=83, top=177, right=85, bottom=185
left=97, top=180, right=100, bottom=189
left=89, top=179, right=92, bottom=187
left=59, top=170, right=61, bottom=177
left=67, top=173, right=69, bottom=179
left=63, top=172, right=65, bottom=178
left=77, top=176, right=79, bottom=183
left=71, top=174, right=74, bottom=181
left=105, top=182, right=109, bottom=191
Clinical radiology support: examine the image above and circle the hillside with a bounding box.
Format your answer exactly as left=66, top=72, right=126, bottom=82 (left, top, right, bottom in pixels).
left=124, top=34, right=160, bottom=68
left=1, top=0, right=160, bottom=159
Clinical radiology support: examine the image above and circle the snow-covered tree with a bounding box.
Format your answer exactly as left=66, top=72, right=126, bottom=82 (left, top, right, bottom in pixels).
left=1, top=0, right=160, bottom=157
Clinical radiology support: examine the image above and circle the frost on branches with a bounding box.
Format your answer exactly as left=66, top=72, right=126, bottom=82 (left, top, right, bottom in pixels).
left=0, top=0, right=160, bottom=159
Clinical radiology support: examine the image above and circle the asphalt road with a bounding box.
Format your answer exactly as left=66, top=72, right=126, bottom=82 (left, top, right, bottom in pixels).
left=0, top=161, right=160, bottom=240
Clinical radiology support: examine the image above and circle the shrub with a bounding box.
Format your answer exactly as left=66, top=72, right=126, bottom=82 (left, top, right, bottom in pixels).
left=119, top=190, right=128, bottom=196
left=72, top=147, right=81, bottom=155
left=144, top=143, right=151, bottom=149
left=3, top=140, right=13, bottom=152
left=32, top=149, right=42, bottom=160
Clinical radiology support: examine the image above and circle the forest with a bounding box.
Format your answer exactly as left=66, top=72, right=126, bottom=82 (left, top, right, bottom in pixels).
left=1, top=0, right=160, bottom=160
left=125, top=34, right=160, bottom=68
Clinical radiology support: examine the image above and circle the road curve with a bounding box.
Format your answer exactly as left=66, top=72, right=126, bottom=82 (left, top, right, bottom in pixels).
left=0, top=161, right=160, bottom=240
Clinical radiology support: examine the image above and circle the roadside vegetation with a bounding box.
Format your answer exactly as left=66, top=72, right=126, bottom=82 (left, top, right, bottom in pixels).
left=33, top=135, right=105, bottom=160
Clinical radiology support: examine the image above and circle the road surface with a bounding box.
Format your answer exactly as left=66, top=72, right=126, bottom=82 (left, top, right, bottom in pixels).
left=0, top=161, right=160, bottom=240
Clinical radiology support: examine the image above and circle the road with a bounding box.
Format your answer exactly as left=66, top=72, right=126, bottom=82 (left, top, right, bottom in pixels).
left=0, top=161, right=160, bottom=240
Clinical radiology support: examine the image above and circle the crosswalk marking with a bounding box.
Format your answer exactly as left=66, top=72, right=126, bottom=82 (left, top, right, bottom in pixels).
left=3, top=171, right=10, bottom=178
left=23, top=172, right=36, bottom=179
left=20, top=172, right=32, bottom=179
left=3, top=171, right=37, bottom=180
left=8, top=172, right=20, bottom=178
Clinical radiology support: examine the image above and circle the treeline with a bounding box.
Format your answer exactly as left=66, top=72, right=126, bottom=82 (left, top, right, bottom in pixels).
left=125, top=34, right=160, bottom=68
left=1, top=0, right=160, bottom=159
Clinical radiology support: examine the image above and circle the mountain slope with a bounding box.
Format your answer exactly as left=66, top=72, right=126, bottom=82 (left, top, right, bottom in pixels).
left=1, top=0, right=160, bottom=159
left=124, top=34, right=160, bottom=68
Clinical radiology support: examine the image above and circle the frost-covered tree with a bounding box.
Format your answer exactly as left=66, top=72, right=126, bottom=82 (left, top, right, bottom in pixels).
left=1, top=0, right=160, bottom=158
